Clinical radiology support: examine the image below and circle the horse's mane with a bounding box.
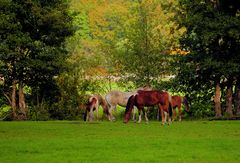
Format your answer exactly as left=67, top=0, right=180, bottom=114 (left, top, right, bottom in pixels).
left=124, top=94, right=135, bottom=123
left=137, top=90, right=164, bottom=94
left=125, top=95, right=135, bottom=115
left=135, top=85, right=152, bottom=92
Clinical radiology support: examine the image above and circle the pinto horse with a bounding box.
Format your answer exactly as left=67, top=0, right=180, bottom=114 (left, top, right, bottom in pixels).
left=124, top=90, right=172, bottom=125
left=171, top=95, right=190, bottom=121
left=105, top=85, right=152, bottom=121
left=84, top=95, right=110, bottom=121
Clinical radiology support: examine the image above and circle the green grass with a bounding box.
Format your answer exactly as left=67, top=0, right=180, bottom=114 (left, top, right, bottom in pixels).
left=0, top=120, right=240, bottom=163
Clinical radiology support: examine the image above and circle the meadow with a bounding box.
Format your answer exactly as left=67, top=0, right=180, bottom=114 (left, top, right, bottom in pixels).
left=0, top=120, right=240, bottom=163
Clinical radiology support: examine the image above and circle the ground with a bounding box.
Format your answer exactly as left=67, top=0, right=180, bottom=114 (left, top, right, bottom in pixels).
left=0, top=120, right=240, bottom=162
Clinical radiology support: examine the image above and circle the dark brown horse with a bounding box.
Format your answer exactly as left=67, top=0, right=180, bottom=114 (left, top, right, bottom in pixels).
left=171, top=95, right=190, bottom=121
left=124, top=90, right=172, bottom=125
left=84, top=95, right=110, bottom=121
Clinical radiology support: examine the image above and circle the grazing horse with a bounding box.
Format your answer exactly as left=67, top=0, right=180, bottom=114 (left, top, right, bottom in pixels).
left=105, top=85, right=152, bottom=121
left=124, top=90, right=172, bottom=125
left=84, top=95, right=110, bottom=121
left=171, top=95, right=190, bottom=121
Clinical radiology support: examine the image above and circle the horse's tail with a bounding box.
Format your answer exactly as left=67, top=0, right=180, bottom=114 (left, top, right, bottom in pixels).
left=97, top=95, right=110, bottom=116
left=167, top=92, right=173, bottom=118
left=103, top=105, right=110, bottom=116
left=105, top=93, right=111, bottom=108
left=168, top=93, right=172, bottom=106
left=124, top=95, right=135, bottom=123
left=168, top=101, right=172, bottom=118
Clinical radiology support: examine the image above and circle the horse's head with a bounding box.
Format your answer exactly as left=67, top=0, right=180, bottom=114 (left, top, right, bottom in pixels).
left=183, top=96, right=190, bottom=112
left=123, top=95, right=135, bottom=123
left=124, top=112, right=131, bottom=123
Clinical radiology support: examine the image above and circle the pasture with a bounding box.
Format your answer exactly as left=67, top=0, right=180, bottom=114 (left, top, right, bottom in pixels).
left=0, top=120, right=240, bottom=163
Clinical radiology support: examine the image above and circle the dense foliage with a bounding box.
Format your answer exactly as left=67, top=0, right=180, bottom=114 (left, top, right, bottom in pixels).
left=1, top=0, right=240, bottom=120
left=0, top=0, right=74, bottom=120
left=173, top=0, right=240, bottom=117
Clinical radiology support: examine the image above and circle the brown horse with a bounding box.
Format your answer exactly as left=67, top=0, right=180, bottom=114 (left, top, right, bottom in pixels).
left=124, top=90, right=172, bottom=125
left=84, top=95, right=110, bottom=121
left=171, top=95, right=190, bottom=121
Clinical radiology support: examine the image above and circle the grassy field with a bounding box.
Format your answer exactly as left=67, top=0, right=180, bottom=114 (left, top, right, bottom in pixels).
left=0, top=120, right=240, bottom=163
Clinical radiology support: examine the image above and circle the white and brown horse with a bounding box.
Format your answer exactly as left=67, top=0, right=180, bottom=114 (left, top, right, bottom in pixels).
left=105, top=85, right=152, bottom=121
left=84, top=94, right=110, bottom=121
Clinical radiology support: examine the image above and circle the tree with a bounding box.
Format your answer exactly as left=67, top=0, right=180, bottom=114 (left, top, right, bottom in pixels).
left=116, top=0, right=184, bottom=86
left=68, top=0, right=185, bottom=89
left=68, top=0, right=131, bottom=91
left=0, top=0, right=74, bottom=120
left=175, top=0, right=240, bottom=117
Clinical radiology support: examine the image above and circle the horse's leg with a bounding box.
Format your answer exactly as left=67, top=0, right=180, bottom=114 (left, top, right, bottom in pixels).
left=110, top=102, right=117, bottom=120
left=137, top=107, right=142, bottom=123
left=132, top=106, right=137, bottom=122
left=89, top=107, right=94, bottom=121
left=162, top=104, right=171, bottom=125
left=96, top=107, right=99, bottom=121
left=164, top=111, right=168, bottom=124
left=144, top=107, right=149, bottom=124
left=107, top=105, right=113, bottom=121
left=165, top=104, right=172, bottom=125
left=107, top=106, right=112, bottom=121
left=87, top=110, right=92, bottom=121
left=178, top=104, right=182, bottom=121
left=86, top=111, right=89, bottom=121
left=157, top=108, right=160, bottom=121
left=172, top=108, right=176, bottom=121
left=84, top=109, right=87, bottom=121
left=112, top=105, right=116, bottom=121
left=158, top=104, right=165, bottom=125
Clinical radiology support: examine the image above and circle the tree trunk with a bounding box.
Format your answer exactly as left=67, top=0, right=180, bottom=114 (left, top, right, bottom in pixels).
left=214, top=81, right=222, bottom=117
left=18, top=80, right=27, bottom=120
left=236, top=79, right=240, bottom=115
left=211, top=0, right=220, bottom=9
left=11, top=80, right=17, bottom=119
left=225, top=80, right=233, bottom=117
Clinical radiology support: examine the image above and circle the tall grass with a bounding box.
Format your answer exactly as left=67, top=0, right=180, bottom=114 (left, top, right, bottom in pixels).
left=0, top=120, right=240, bottom=162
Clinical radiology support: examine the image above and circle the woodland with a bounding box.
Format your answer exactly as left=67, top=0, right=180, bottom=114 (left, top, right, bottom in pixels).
left=0, top=0, right=240, bottom=121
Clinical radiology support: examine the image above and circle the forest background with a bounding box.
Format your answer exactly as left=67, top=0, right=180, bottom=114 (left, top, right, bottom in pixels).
left=0, top=0, right=240, bottom=121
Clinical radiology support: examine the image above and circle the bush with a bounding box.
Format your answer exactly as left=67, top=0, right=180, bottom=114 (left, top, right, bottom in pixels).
left=188, top=101, right=214, bottom=118
left=28, top=104, right=50, bottom=121
left=0, top=105, right=11, bottom=120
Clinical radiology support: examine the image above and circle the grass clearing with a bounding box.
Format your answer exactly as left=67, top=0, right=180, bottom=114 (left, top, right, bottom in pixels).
left=0, top=120, right=240, bottom=162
